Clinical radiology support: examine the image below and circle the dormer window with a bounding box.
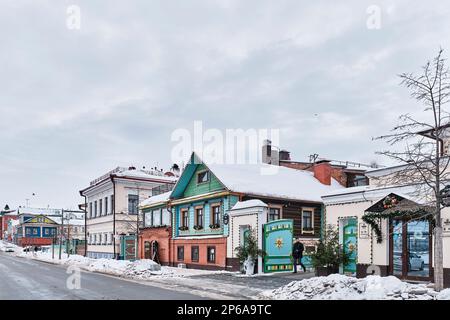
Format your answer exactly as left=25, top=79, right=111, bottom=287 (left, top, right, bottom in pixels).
left=197, top=170, right=209, bottom=184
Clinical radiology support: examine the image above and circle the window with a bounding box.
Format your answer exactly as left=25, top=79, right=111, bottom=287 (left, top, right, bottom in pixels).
left=181, top=209, right=189, bottom=228
left=109, top=233, right=113, bottom=244
left=94, top=201, right=98, bottom=217
left=162, top=208, right=171, bottom=226
left=104, top=197, right=108, bottom=215
left=99, top=199, right=103, bottom=216
left=191, top=246, right=199, bottom=262
left=211, top=205, right=221, bottom=226
left=89, top=202, right=93, bottom=218
left=197, top=171, right=209, bottom=184
left=103, top=233, right=107, bottom=245
left=110, top=195, right=114, bottom=215
left=99, top=234, right=102, bottom=245
left=268, top=206, right=281, bottom=221
left=195, top=207, right=204, bottom=228
left=302, top=208, right=314, bottom=233
left=128, top=194, right=139, bottom=215
left=177, top=246, right=184, bottom=261
left=152, top=209, right=161, bottom=226
left=144, top=211, right=152, bottom=227
left=93, top=234, right=97, bottom=244
left=207, top=246, right=216, bottom=263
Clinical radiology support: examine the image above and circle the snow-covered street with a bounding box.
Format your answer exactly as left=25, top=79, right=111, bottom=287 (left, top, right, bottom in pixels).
left=2, top=240, right=449, bottom=300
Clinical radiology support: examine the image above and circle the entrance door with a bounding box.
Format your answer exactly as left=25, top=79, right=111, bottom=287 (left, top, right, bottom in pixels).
left=120, top=235, right=136, bottom=260
left=390, top=219, right=432, bottom=281
left=343, top=219, right=357, bottom=274
left=144, top=241, right=151, bottom=259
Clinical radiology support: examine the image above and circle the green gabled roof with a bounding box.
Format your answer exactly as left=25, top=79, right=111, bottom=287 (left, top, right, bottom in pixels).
left=170, top=152, right=227, bottom=199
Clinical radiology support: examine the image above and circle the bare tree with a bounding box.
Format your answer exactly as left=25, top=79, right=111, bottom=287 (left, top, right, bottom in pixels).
left=375, top=49, right=450, bottom=291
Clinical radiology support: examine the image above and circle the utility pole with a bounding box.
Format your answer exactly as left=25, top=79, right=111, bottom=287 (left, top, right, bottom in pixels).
left=59, top=209, right=63, bottom=260
left=135, top=183, right=140, bottom=261
left=67, top=213, right=71, bottom=258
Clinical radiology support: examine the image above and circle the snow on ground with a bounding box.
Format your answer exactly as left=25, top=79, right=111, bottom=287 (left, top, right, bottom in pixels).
left=15, top=249, right=231, bottom=280
left=260, top=274, right=450, bottom=300
left=0, top=240, right=22, bottom=253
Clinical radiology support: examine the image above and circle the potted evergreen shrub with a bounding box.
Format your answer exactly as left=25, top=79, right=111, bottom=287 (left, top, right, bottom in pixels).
left=310, top=225, right=350, bottom=276
left=234, top=230, right=265, bottom=275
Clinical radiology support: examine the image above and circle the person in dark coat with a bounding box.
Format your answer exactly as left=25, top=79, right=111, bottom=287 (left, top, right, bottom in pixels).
left=292, top=238, right=306, bottom=273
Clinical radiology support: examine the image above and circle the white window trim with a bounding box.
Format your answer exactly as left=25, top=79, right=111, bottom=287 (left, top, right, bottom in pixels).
left=301, top=207, right=315, bottom=234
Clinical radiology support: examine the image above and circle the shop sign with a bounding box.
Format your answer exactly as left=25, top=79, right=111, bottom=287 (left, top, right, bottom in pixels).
left=359, top=222, right=370, bottom=239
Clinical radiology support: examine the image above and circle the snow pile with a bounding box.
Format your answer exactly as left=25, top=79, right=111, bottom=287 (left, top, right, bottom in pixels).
left=17, top=250, right=232, bottom=280
left=0, top=240, right=21, bottom=253
left=260, top=274, right=447, bottom=300
left=437, top=289, right=450, bottom=300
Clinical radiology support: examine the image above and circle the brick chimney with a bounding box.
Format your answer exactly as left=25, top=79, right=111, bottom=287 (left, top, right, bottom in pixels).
left=313, top=160, right=332, bottom=185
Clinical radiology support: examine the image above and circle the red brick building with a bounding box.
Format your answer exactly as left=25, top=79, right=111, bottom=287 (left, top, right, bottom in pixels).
left=139, top=192, right=174, bottom=265
left=138, top=226, right=172, bottom=265
left=0, top=208, right=19, bottom=241
left=169, top=236, right=227, bottom=269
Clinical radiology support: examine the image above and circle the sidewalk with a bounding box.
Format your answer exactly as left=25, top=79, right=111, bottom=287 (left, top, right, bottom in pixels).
left=144, top=270, right=315, bottom=299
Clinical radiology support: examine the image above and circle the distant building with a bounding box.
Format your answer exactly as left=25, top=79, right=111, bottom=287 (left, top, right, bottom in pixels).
left=0, top=206, right=19, bottom=241
left=13, top=207, right=84, bottom=248
left=14, top=207, right=63, bottom=247
left=261, top=139, right=375, bottom=187
left=80, top=166, right=178, bottom=259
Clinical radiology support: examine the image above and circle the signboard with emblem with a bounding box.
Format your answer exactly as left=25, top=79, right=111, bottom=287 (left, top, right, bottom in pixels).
left=263, top=219, right=293, bottom=273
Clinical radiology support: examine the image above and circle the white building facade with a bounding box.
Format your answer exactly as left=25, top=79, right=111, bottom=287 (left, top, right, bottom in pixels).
left=80, top=167, right=177, bottom=259
left=322, top=166, right=450, bottom=288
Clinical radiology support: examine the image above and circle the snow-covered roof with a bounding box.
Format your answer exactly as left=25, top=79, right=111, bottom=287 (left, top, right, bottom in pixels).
left=230, top=200, right=268, bottom=210
left=321, top=183, right=422, bottom=205
left=115, top=169, right=178, bottom=182
left=206, top=162, right=343, bottom=202
left=0, top=210, right=18, bottom=216
left=17, top=207, right=62, bottom=216
left=53, top=217, right=85, bottom=226
left=139, top=191, right=172, bottom=208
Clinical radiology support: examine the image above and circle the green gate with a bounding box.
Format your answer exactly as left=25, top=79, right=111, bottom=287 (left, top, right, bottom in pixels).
left=120, top=235, right=136, bottom=261
left=343, top=219, right=357, bottom=274
left=263, top=219, right=294, bottom=273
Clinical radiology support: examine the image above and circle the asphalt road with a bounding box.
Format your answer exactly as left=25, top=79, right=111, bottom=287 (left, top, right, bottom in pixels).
left=0, top=252, right=202, bottom=300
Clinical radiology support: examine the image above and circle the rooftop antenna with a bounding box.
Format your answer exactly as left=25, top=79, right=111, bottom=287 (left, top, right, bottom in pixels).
left=309, top=154, right=319, bottom=163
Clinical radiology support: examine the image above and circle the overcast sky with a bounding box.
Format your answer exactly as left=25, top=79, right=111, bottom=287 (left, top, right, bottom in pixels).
left=1, top=0, right=450, bottom=210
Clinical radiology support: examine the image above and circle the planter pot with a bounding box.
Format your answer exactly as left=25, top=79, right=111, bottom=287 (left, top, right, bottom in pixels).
left=244, top=256, right=255, bottom=275
left=315, top=266, right=339, bottom=277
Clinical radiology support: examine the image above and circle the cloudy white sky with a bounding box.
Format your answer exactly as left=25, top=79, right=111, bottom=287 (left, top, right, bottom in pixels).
left=1, top=0, right=450, bottom=210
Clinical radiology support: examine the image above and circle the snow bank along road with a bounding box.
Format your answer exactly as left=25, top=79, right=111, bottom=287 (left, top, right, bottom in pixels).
left=0, top=252, right=202, bottom=300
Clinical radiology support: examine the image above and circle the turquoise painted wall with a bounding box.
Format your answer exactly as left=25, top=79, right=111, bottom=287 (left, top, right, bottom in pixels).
left=173, top=195, right=238, bottom=238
